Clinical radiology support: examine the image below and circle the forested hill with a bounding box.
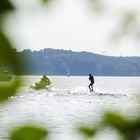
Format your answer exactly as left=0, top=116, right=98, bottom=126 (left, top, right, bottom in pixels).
left=18, top=48, right=140, bottom=76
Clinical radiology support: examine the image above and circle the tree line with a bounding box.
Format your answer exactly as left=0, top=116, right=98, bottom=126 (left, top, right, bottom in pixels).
left=18, top=48, right=140, bottom=76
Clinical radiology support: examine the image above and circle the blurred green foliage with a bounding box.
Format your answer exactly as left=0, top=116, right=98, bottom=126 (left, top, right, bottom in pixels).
left=104, top=112, right=140, bottom=140
left=120, top=12, right=138, bottom=36
left=0, top=1, right=49, bottom=140
left=78, top=126, right=97, bottom=138
left=122, top=12, right=136, bottom=27
left=0, top=0, right=23, bottom=103
left=0, top=0, right=14, bottom=16
left=10, top=125, right=48, bottom=140
left=42, top=0, right=49, bottom=4
left=0, top=32, right=22, bottom=102
left=0, top=32, right=22, bottom=74
left=78, top=111, right=140, bottom=140
left=88, top=0, right=105, bottom=14
left=111, top=11, right=140, bottom=42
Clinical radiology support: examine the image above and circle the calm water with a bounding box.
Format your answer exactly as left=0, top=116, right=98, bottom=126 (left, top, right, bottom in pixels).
left=0, top=76, right=140, bottom=140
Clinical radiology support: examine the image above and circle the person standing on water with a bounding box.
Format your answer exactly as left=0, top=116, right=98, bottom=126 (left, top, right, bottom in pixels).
left=88, top=74, right=94, bottom=92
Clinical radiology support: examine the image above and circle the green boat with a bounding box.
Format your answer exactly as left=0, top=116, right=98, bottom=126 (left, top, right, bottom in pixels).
left=0, top=70, right=12, bottom=81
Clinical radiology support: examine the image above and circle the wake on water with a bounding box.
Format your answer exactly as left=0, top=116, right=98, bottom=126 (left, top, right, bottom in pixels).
left=21, top=85, right=132, bottom=99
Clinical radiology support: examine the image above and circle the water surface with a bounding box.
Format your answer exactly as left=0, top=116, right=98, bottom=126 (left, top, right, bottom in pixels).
left=0, top=76, right=140, bottom=140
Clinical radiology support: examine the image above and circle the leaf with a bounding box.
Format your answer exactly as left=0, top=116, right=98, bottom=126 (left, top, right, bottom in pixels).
left=78, top=126, right=96, bottom=138
left=123, top=12, right=136, bottom=27
left=0, top=0, right=14, bottom=15
left=0, top=79, right=21, bottom=102
left=104, top=112, right=129, bottom=132
left=0, top=32, right=23, bottom=102
left=104, top=112, right=140, bottom=140
left=10, top=125, right=48, bottom=140
left=41, top=0, right=49, bottom=4
left=89, top=0, right=106, bottom=14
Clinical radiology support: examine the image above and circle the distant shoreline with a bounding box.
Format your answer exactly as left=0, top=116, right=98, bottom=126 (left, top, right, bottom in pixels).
left=17, top=48, right=140, bottom=76
left=16, top=75, right=140, bottom=77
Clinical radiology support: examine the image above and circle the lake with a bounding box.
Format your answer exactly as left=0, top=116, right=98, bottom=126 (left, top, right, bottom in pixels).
left=0, top=76, right=140, bottom=140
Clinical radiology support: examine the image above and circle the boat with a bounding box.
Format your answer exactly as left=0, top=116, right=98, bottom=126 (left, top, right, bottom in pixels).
left=67, top=68, right=70, bottom=77
left=31, top=75, right=52, bottom=90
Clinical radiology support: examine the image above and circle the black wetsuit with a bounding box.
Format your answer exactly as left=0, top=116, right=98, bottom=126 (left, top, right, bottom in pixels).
left=89, top=75, right=94, bottom=91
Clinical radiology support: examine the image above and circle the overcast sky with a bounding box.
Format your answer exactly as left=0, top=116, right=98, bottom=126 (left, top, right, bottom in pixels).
left=5, top=0, right=140, bottom=56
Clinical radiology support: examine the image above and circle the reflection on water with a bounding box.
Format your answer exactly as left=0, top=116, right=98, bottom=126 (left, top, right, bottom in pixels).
left=0, top=76, right=140, bottom=140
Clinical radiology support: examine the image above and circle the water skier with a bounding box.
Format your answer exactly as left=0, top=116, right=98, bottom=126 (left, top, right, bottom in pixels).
left=88, top=74, right=94, bottom=92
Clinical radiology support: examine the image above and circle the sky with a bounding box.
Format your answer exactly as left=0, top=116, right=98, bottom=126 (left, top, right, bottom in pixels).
left=5, top=0, right=140, bottom=56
